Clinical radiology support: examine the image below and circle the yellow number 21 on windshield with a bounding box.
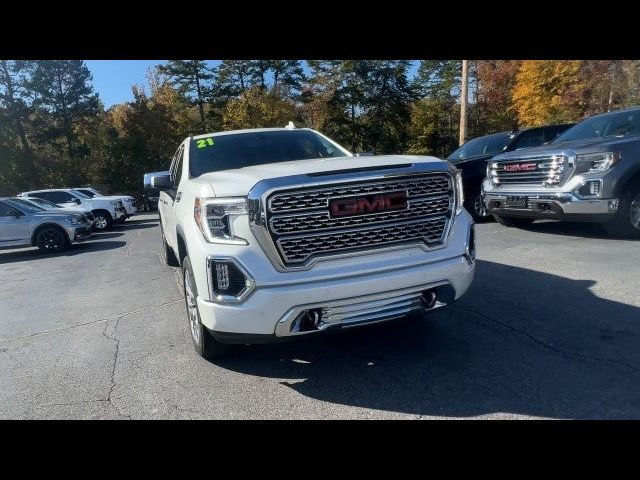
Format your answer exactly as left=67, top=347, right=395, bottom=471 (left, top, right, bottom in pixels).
left=196, top=137, right=215, bottom=149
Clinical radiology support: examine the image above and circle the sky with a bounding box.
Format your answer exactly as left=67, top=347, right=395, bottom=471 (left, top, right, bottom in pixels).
left=85, top=60, right=419, bottom=108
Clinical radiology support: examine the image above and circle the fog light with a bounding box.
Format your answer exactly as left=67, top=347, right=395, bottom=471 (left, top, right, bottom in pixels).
left=207, top=258, right=255, bottom=303
left=608, top=200, right=619, bottom=212
left=576, top=180, right=601, bottom=198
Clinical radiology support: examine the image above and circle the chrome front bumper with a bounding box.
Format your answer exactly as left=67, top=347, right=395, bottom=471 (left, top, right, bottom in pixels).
left=483, top=191, right=618, bottom=217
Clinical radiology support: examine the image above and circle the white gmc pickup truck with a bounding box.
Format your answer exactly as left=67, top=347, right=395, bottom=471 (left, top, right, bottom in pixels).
left=145, top=127, right=475, bottom=358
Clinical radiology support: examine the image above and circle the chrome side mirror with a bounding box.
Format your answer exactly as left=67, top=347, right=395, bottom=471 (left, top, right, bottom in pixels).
left=144, top=171, right=171, bottom=190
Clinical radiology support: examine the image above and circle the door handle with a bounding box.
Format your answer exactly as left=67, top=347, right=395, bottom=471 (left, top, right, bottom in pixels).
left=175, top=192, right=182, bottom=203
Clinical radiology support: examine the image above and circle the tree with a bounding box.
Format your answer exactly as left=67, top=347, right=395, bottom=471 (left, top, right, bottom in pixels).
left=361, top=60, right=416, bottom=153
left=473, top=60, right=520, bottom=134
left=28, top=60, right=100, bottom=186
left=0, top=60, right=38, bottom=189
left=216, top=60, right=253, bottom=97
left=406, top=97, right=458, bottom=157
left=222, top=87, right=299, bottom=130
left=157, top=60, right=213, bottom=133
left=512, top=60, right=586, bottom=126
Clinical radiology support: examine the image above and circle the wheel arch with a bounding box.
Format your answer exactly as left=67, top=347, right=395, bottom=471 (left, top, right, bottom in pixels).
left=31, top=223, right=70, bottom=246
left=176, top=225, right=188, bottom=266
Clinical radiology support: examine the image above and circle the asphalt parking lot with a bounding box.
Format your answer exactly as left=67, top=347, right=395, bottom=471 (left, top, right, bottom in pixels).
left=1, top=212, right=639, bottom=419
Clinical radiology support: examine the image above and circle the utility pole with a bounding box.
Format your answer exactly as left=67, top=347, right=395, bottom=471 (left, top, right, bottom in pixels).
left=459, top=60, right=469, bottom=146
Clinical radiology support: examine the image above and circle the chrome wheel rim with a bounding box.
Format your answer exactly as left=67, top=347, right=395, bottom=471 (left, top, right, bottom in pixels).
left=630, top=194, right=640, bottom=230
left=474, top=194, right=489, bottom=217
left=184, top=267, right=201, bottom=346
left=95, top=216, right=108, bottom=230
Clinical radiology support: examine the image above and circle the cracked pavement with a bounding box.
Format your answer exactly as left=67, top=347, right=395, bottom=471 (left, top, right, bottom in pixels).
left=1, top=213, right=639, bottom=419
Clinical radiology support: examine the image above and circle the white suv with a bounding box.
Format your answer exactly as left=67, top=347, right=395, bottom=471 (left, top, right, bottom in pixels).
left=73, top=187, right=137, bottom=220
left=146, top=127, right=475, bottom=359
left=20, top=189, right=126, bottom=231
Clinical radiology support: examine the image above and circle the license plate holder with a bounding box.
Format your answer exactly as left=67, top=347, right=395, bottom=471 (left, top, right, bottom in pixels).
left=504, top=196, right=529, bottom=208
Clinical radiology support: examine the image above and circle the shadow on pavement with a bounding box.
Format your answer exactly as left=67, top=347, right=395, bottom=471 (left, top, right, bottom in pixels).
left=212, top=260, right=640, bottom=419
left=518, top=220, right=613, bottom=240
left=0, top=240, right=127, bottom=264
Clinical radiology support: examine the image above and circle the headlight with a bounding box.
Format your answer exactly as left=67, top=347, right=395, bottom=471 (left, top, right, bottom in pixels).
left=65, top=215, right=83, bottom=225
left=455, top=170, right=464, bottom=215
left=194, top=197, right=249, bottom=245
left=575, top=152, right=621, bottom=174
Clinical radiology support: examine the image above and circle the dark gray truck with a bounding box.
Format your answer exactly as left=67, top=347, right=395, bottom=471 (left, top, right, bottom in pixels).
left=482, top=106, right=640, bottom=237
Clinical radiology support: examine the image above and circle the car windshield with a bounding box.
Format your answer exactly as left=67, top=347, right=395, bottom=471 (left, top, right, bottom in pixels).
left=189, top=129, right=349, bottom=177
left=555, top=109, right=640, bottom=142
left=29, top=198, right=62, bottom=208
left=447, top=132, right=513, bottom=162
left=5, top=198, right=45, bottom=213
left=76, top=189, right=98, bottom=197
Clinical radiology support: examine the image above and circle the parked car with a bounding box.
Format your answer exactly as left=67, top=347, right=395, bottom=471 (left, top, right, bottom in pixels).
left=20, top=189, right=126, bottom=231
left=141, top=188, right=160, bottom=211
left=482, top=106, right=640, bottom=237
left=11, top=196, right=95, bottom=226
left=448, top=124, right=574, bottom=221
left=0, top=198, right=92, bottom=253
left=72, top=187, right=137, bottom=221
left=145, top=126, right=475, bottom=359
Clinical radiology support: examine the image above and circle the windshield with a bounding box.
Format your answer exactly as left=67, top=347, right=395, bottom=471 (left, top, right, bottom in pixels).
left=76, top=189, right=97, bottom=197
left=447, top=132, right=513, bottom=162
left=29, top=197, right=62, bottom=209
left=189, top=130, right=349, bottom=177
left=6, top=198, right=45, bottom=213
left=555, top=109, right=640, bottom=142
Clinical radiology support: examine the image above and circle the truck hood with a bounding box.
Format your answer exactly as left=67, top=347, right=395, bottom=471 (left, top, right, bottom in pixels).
left=189, top=155, right=446, bottom=197
left=492, top=136, right=640, bottom=161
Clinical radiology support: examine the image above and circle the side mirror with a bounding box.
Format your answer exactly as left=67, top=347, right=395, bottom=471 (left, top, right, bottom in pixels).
left=73, top=198, right=82, bottom=205
left=9, top=209, right=24, bottom=218
left=149, top=172, right=172, bottom=191
left=144, top=171, right=171, bottom=190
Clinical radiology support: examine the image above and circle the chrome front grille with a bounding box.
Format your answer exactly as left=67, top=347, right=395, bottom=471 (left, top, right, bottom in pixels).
left=269, top=195, right=451, bottom=235
left=490, top=155, right=568, bottom=186
left=255, top=171, right=454, bottom=269
left=268, top=175, right=451, bottom=213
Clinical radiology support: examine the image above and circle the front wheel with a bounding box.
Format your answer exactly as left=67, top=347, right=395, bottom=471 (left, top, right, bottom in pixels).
left=182, top=256, right=231, bottom=359
left=493, top=215, right=535, bottom=228
left=92, top=210, right=113, bottom=231
left=465, top=189, right=492, bottom=223
left=35, top=226, right=69, bottom=253
left=604, top=187, right=640, bottom=238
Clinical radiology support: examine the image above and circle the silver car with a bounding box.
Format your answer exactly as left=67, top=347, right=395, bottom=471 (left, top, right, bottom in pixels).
left=0, top=198, right=93, bottom=253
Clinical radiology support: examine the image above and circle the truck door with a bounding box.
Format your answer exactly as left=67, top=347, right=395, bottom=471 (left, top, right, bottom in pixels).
left=160, top=143, right=184, bottom=250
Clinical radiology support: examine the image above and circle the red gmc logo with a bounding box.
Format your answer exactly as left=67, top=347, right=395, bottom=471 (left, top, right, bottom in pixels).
left=330, top=191, right=408, bottom=217
left=503, top=163, right=537, bottom=172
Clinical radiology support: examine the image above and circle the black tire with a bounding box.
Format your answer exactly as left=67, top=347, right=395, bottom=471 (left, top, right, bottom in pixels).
left=35, top=226, right=69, bottom=253
left=493, top=214, right=535, bottom=228
left=465, top=189, right=492, bottom=223
left=92, top=210, right=113, bottom=231
left=604, top=187, right=640, bottom=238
left=182, top=256, right=232, bottom=359
left=160, top=222, right=179, bottom=267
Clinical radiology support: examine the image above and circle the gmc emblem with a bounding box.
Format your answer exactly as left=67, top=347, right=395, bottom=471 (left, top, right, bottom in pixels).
left=330, top=191, right=408, bottom=218
left=503, top=162, right=537, bottom=172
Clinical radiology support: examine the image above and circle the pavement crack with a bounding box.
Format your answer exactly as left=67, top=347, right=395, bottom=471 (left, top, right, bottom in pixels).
left=125, top=231, right=143, bottom=257
left=452, top=305, right=640, bottom=373
left=0, top=298, right=182, bottom=343
left=102, top=315, right=129, bottom=419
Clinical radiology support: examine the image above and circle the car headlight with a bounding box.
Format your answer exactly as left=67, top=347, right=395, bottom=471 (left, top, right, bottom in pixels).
left=575, top=152, right=621, bottom=174
left=65, top=215, right=83, bottom=225
left=455, top=170, right=464, bottom=215
left=194, top=197, right=249, bottom=245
